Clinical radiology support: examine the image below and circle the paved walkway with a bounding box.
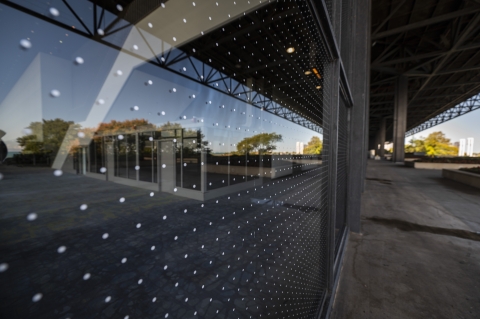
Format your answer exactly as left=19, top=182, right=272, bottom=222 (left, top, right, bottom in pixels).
left=0, top=164, right=326, bottom=319
left=331, top=160, right=480, bottom=319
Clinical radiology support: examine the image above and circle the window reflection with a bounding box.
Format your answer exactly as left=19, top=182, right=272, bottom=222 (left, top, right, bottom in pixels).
left=0, top=0, right=331, bottom=318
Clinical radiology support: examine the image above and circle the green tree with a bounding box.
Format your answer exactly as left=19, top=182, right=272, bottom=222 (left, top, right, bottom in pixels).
left=236, top=133, right=283, bottom=155
left=424, top=131, right=458, bottom=156
left=17, top=118, right=80, bottom=156
left=404, top=144, right=414, bottom=153
left=303, top=136, right=323, bottom=154
left=97, top=118, right=155, bottom=132
left=405, top=137, right=426, bottom=153
left=405, top=131, right=458, bottom=156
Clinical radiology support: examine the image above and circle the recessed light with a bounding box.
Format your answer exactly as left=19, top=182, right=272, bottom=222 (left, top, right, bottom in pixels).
left=312, top=68, right=322, bottom=79
left=305, top=70, right=312, bottom=75
left=286, top=47, right=295, bottom=53
left=316, top=85, right=322, bottom=89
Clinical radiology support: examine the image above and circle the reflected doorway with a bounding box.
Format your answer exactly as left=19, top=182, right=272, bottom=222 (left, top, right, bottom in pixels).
left=159, top=140, right=176, bottom=193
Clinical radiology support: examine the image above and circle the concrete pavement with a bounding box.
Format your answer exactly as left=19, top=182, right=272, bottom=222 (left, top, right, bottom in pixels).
left=331, top=160, right=480, bottom=319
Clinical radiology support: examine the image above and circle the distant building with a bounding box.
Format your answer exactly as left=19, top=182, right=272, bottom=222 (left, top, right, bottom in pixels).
left=459, top=139, right=466, bottom=156
left=296, top=141, right=304, bottom=154
left=384, top=142, right=393, bottom=152
left=466, top=138, right=474, bottom=157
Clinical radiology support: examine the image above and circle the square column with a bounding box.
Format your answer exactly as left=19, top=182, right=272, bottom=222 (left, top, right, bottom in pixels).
left=378, top=117, right=386, bottom=158
left=393, top=76, right=408, bottom=163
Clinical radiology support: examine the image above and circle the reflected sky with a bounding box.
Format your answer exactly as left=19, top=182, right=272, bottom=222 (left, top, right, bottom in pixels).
left=0, top=4, right=322, bottom=156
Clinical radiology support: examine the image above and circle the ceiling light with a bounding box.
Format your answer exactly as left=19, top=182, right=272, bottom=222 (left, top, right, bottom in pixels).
left=286, top=47, right=295, bottom=54
left=316, top=85, right=322, bottom=89
left=312, top=68, right=321, bottom=79
left=304, top=70, right=312, bottom=75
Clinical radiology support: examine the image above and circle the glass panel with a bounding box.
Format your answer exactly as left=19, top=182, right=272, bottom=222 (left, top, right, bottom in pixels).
left=182, top=135, right=201, bottom=190
left=88, top=136, right=104, bottom=174
left=153, top=140, right=158, bottom=184
left=115, top=137, right=127, bottom=178
left=138, top=132, right=153, bottom=183
left=175, top=139, right=182, bottom=187
left=0, top=1, right=332, bottom=318
left=126, top=134, right=137, bottom=180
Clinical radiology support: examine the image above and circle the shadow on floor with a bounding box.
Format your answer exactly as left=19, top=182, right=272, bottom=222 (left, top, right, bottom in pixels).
left=366, top=216, right=480, bottom=242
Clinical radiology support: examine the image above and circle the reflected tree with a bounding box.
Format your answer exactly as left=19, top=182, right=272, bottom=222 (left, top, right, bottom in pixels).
left=97, top=118, right=156, bottom=132
left=303, top=136, right=323, bottom=154
left=236, top=133, right=283, bottom=155
left=17, top=118, right=80, bottom=157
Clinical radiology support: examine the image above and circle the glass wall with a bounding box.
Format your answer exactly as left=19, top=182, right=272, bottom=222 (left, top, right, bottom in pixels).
left=0, top=1, right=333, bottom=318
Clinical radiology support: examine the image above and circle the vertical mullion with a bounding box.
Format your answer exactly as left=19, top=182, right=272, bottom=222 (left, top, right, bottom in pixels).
left=325, top=61, right=340, bottom=292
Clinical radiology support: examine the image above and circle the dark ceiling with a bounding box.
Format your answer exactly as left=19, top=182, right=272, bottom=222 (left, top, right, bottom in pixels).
left=370, top=0, right=480, bottom=139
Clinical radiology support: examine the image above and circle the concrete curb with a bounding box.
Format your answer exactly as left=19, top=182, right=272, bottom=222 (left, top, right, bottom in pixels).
left=406, top=162, right=480, bottom=170
left=442, top=169, right=480, bottom=189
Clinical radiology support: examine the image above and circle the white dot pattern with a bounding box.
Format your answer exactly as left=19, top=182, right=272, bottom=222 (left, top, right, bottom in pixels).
left=2, top=1, right=335, bottom=319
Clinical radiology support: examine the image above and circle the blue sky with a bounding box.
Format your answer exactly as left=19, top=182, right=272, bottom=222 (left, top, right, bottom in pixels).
left=406, top=106, right=480, bottom=153
left=0, top=3, right=322, bottom=156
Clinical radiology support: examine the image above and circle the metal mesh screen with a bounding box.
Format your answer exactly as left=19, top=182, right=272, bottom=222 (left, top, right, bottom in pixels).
left=335, top=95, right=349, bottom=252
left=0, top=0, right=337, bottom=318
left=341, top=0, right=353, bottom=78
left=325, top=0, right=334, bottom=22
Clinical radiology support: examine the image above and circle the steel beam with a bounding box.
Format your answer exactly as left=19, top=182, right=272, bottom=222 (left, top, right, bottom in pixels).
left=374, top=42, right=480, bottom=67
left=372, top=7, right=480, bottom=40
left=406, top=94, right=480, bottom=136
left=371, top=0, right=406, bottom=37
left=409, top=13, right=480, bottom=103
left=435, top=65, right=480, bottom=76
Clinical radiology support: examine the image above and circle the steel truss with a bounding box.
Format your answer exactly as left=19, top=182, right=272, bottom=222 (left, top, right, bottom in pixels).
left=1, top=0, right=322, bottom=133
left=406, top=94, right=480, bottom=136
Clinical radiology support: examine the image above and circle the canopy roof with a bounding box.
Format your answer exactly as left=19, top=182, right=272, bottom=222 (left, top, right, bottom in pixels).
left=370, top=0, right=480, bottom=139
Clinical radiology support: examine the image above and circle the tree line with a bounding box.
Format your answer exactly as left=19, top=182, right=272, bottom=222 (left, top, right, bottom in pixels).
left=17, top=119, right=324, bottom=159
left=405, top=131, right=458, bottom=156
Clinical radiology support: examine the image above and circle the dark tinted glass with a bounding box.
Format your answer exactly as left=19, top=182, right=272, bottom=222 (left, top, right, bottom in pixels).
left=0, top=1, right=332, bottom=318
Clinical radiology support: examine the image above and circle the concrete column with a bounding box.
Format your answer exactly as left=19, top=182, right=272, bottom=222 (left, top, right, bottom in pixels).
left=393, top=76, right=408, bottom=163
left=378, top=117, right=386, bottom=158
left=346, top=0, right=370, bottom=234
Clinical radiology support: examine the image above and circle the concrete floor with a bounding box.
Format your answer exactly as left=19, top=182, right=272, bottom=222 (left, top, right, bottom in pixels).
left=331, top=160, right=480, bottom=319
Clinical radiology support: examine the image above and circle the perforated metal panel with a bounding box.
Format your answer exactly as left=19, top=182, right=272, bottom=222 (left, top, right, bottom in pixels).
left=340, top=0, right=353, bottom=78
left=325, top=0, right=334, bottom=22
left=0, top=1, right=340, bottom=318
left=335, top=95, right=350, bottom=252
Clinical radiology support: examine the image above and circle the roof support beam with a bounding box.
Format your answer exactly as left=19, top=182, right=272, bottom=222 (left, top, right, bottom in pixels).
left=371, top=0, right=406, bottom=37
left=370, top=76, right=396, bottom=86
left=409, top=13, right=480, bottom=103
left=371, top=92, right=394, bottom=97
left=373, top=42, right=480, bottom=67
left=372, top=7, right=480, bottom=40
left=435, top=64, right=480, bottom=76
left=372, top=33, right=403, bottom=64
left=411, top=83, right=480, bottom=127
left=370, top=66, right=400, bottom=75
left=371, top=100, right=394, bottom=105
left=371, top=80, right=480, bottom=97
left=371, top=91, right=470, bottom=104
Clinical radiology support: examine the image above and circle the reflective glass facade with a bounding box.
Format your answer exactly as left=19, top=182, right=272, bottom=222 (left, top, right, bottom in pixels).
left=0, top=0, right=366, bottom=318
